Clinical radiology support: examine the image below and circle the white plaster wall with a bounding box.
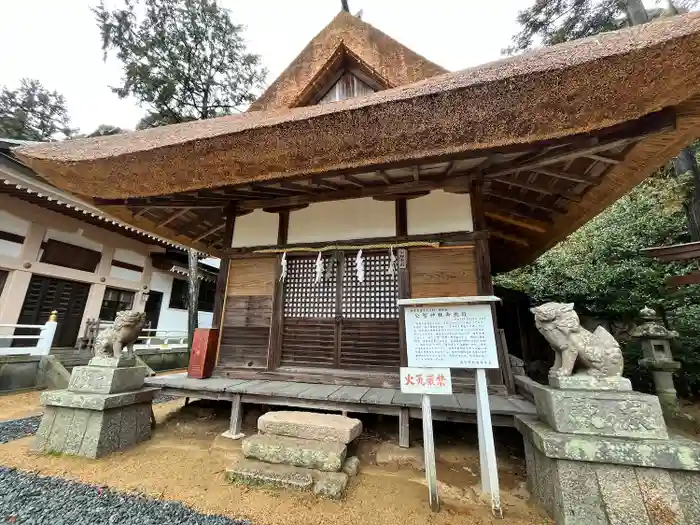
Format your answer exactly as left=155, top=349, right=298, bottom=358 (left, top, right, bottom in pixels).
left=407, top=190, right=473, bottom=235
left=288, top=198, right=395, bottom=244
left=0, top=240, right=22, bottom=258
left=201, top=257, right=221, bottom=269
left=232, top=210, right=278, bottom=248
left=109, top=266, right=142, bottom=282
left=113, top=248, right=146, bottom=267
left=44, top=228, right=104, bottom=252
left=0, top=210, right=29, bottom=258
left=0, top=210, right=29, bottom=236
left=149, top=270, right=213, bottom=330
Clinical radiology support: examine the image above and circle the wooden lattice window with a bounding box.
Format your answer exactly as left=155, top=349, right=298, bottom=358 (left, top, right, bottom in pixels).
left=283, top=256, right=337, bottom=318
left=341, top=252, right=398, bottom=319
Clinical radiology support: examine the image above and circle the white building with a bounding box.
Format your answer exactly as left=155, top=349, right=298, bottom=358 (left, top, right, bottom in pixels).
left=0, top=138, right=216, bottom=348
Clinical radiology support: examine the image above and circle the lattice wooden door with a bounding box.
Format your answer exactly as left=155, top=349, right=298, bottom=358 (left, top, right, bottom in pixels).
left=279, top=251, right=400, bottom=371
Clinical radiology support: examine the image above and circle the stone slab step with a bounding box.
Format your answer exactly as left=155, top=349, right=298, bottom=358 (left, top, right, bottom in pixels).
left=258, top=411, right=362, bottom=444
left=242, top=434, right=346, bottom=472
left=226, top=459, right=350, bottom=499
left=226, top=459, right=313, bottom=490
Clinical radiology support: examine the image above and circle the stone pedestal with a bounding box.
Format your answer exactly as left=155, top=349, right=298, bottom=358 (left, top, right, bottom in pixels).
left=34, top=357, right=156, bottom=458
left=517, top=376, right=700, bottom=525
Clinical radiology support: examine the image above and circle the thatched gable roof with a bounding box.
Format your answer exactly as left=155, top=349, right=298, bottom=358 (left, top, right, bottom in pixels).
left=12, top=12, right=700, bottom=269
left=249, top=11, right=447, bottom=111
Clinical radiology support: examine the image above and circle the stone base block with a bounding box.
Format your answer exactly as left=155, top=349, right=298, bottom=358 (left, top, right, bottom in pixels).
left=313, top=471, right=349, bottom=499
left=242, top=434, right=346, bottom=472
left=34, top=402, right=152, bottom=458
left=41, top=387, right=158, bottom=411
left=549, top=374, right=632, bottom=391
left=88, top=356, right=137, bottom=368
left=258, top=411, right=362, bottom=444
left=531, top=380, right=667, bottom=439
left=517, top=416, right=700, bottom=525
left=68, top=364, right=147, bottom=395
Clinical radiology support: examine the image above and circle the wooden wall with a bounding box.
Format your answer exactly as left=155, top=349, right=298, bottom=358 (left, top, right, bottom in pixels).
left=218, top=256, right=276, bottom=370
left=408, top=247, right=477, bottom=298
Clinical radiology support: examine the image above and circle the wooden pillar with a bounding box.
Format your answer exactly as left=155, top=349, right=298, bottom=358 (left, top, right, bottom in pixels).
left=211, top=204, right=237, bottom=328
left=395, top=199, right=410, bottom=366
left=267, top=211, right=289, bottom=370
left=187, top=248, right=200, bottom=350
left=471, top=177, right=515, bottom=393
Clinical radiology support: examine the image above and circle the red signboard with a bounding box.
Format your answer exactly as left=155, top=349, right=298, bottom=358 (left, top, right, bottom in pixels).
left=188, top=328, right=219, bottom=379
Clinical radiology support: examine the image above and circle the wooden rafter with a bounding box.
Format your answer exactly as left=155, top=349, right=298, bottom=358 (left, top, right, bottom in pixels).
left=378, top=171, right=391, bottom=184
left=584, top=153, right=620, bottom=164
left=156, top=207, right=190, bottom=227
left=412, top=166, right=420, bottom=181
left=193, top=223, right=225, bottom=243
left=493, top=175, right=580, bottom=201
left=489, top=230, right=529, bottom=246
left=485, top=191, right=562, bottom=214
left=133, top=208, right=151, bottom=218
left=484, top=211, right=548, bottom=233
left=342, top=175, right=366, bottom=188
left=527, top=168, right=593, bottom=184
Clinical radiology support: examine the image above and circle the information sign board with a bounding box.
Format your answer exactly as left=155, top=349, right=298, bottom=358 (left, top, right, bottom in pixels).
left=404, top=303, right=499, bottom=368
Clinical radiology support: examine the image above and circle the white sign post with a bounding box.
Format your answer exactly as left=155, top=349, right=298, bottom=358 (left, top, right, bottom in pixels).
left=399, top=296, right=503, bottom=518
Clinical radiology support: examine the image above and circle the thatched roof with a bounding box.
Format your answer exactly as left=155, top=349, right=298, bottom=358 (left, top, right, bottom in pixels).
left=12, top=12, right=700, bottom=269
left=249, top=11, right=447, bottom=111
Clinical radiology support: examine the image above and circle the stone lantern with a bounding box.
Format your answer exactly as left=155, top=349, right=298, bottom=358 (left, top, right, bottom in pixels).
left=630, top=306, right=681, bottom=412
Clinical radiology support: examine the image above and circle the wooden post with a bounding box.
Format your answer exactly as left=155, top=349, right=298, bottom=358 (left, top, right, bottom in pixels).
left=399, top=407, right=410, bottom=448
left=212, top=204, right=237, bottom=328
left=267, top=211, right=289, bottom=370
left=471, top=177, right=514, bottom=393
left=187, top=248, right=200, bottom=350
left=221, top=393, right=244, bottom=440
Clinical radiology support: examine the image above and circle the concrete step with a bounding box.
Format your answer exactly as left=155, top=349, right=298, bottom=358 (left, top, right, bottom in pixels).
left=226, top=459, right=350, bottom=499
left=226, top=459, right=313, bottom=490
left=242, top=433, right=346, bottom=472
left=258, top=411, right=362, bottom=443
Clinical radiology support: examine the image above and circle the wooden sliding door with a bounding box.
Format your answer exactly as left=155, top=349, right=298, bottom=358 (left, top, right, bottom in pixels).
left=279, top=251, right=400, bottom=372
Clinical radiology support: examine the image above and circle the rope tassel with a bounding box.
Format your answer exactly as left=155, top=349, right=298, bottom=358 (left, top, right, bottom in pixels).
left=356, top=249, right=365, bottom=283
left=279, top=251, right=287, bottom=282
left=314, top=252, right=324, bottom=283
left=387, top=247, right=396, bottom=277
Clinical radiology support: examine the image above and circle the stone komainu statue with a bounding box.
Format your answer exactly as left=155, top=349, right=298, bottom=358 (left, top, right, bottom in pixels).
left=531, top=302, right=623, bottom=379
left=94, top=310, right=147, bottom=359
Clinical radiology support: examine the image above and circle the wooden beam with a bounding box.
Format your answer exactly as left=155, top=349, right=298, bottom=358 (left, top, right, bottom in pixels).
left=584, top=153, right=621, bottom=165
left=194, top=223, right=225, bottom=243
left=312, top=178, right=343, bottom=191
left=484, top=211, right=548, bottom=233
left=133, top=208, right=151, bottom=218
left=156, top=207, right=190, bottom=227
left=237, top=175, right=471, bottom=211
left=412, top=166, right=420, bottom=181
left=378, top=171, right=391, bottom=184
left=212, top=204, right=237, bottom=326
left=494, top=175, right=581, bottom=202
left=280, top=182, right=316, bottom=193
left=667, top=271, right=700, bottom=287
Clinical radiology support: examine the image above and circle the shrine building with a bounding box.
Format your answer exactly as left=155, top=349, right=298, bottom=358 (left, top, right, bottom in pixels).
left=13, top=11, right=700, bottom=434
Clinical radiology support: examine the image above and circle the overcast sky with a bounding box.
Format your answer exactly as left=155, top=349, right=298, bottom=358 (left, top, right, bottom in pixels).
left=0, top=1, right=661, bottom=133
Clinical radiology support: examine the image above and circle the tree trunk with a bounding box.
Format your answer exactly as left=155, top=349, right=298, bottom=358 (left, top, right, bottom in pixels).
left=341, top=0, right=350, bottom=12
left=623, top=0, right=650, bottom=25
left=187, top=248, right=200, bottom=350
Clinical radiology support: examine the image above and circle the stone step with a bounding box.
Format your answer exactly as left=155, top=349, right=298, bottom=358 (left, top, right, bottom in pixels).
left=258, top=411, right=362, bottom=443
left=226, top=459, right=314, bottom=490
left=226, top=459, right=350, bottom=499
left=242, top=433, right=346, bottom=472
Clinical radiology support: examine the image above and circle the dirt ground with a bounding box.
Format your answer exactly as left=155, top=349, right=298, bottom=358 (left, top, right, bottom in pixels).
left=0, top=391, right=552, bottom=525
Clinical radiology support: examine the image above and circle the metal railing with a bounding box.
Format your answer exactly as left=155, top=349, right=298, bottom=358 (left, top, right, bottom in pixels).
left=79, top=318, right=188, bottom=354
left=0, top=311, right=58, bottom=356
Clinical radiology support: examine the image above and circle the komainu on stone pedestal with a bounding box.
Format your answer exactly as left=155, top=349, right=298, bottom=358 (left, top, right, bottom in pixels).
left=531, top=302, right=623, bottom=379
left=94, top=310, right=146, bottom=360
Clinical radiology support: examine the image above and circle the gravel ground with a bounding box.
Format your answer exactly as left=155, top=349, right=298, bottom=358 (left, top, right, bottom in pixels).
left=0, top=416, right=41, bottom=444
left=152, top=393, right=180, bottom=404
left=0, top=467, right=251, bottom=525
